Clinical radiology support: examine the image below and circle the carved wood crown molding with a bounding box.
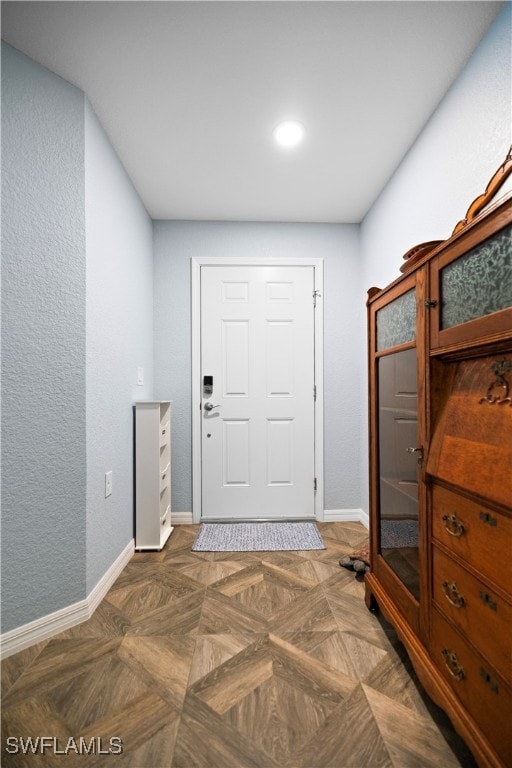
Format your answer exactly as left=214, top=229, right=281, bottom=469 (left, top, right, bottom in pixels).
left=400, top=145, right=512, bottom=275
left=400, top=240, right=443, bottom=273
left=452, top=145, right=512, bottom=235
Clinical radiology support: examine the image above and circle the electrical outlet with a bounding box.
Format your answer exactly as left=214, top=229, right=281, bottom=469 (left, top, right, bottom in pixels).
left=105, top=471, right=113, bottom=498
left=137, top=367, right=144, bottom=386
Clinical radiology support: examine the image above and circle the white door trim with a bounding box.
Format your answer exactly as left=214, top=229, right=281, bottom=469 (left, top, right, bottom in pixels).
left=191, top=256, right=324, bottom=524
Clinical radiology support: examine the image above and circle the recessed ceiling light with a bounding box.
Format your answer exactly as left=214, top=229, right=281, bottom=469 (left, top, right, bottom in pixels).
left=273, top=121, right=305, bottom=148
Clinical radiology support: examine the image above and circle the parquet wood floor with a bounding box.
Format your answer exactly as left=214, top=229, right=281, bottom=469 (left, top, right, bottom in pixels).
left=2, top=522, right=477, bottom=768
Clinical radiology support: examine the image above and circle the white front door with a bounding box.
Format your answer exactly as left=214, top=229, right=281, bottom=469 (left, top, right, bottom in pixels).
left=200, top=265, right=316, bottom=519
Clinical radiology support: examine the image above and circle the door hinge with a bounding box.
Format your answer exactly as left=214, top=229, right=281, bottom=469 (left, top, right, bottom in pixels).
left=313, top=290, right=321, bottom=307
left=314, top=385, right=317, bottom=401
left=314, top=477, right=317, bottom=492
left=424, top=299, right=438, bottom=308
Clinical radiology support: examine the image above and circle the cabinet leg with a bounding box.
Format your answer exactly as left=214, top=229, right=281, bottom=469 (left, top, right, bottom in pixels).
left=364, top=581, right=379, bottom=613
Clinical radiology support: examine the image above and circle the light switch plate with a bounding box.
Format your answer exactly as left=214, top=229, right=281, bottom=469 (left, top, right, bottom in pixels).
left=137, top=367, right=144, bottom=386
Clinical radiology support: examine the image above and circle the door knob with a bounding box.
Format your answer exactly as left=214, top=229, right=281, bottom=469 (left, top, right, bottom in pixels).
left=204, top=402, right=221, bottom=412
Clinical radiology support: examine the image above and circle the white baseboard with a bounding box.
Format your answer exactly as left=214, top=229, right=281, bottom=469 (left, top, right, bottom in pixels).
left=174, top=510, right=368, bottom=527
left=0, top=539, right=134, bottom=660
left=323, top=508, right=369, bottom=528
left=87, top=539, right=134, bottom=615
left=0, top=509, right=370, bottom=659
left=172, top=511, right=194, bottom=525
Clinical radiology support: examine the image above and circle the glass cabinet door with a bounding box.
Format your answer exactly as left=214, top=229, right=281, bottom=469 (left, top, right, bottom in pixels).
left=377, top=349, right=420, bottom=600
left=440, top=224, right=511, bottom=329
left=430, top=221, right=512, bottom=349
left=375, top=287, right=421, bottom=601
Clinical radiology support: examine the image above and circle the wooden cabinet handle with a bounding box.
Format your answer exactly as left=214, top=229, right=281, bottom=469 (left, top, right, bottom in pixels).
left=442, top=649, right=465, bottom=681
left=442, top=581, right=465, bottom=608
left=442, top=514, right=465, bottom=537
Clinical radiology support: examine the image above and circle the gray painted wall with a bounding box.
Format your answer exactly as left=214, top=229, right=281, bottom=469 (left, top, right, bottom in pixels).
left=1, top=44, right=154, bottom=633
left=1, top=43, right=87, bottom=632
left=359, top=5, right=511, bottom=515
left=1, top=5, right=509, bottom=634
left=85, top=101, right=154, bottom=593
left=360, top=5, right=511, bottom=291
left=153, top=221, right=363, bottom=513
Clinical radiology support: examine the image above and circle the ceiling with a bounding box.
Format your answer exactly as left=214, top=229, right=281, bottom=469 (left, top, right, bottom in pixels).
left=1, top=1, right=504, bottom=223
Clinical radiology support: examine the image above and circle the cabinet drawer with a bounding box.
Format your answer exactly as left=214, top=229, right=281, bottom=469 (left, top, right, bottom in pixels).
left=431, top=606, right=512, bottom=766
left=432, top=484, right=512, bottom=588
left=432, top=546, right=512, bottom=684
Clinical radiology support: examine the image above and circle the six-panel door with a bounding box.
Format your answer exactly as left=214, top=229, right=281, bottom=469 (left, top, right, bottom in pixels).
left=200, top=265, right=316, bottom=519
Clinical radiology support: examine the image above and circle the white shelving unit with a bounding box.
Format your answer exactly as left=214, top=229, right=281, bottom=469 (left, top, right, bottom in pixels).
left=134, top=401, right=173, bottom=550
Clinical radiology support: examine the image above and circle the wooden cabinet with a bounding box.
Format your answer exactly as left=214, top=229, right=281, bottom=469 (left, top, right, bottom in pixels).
left=365, top=150, right=512, bottom=768
left=134, top=401, right=173, bottom=550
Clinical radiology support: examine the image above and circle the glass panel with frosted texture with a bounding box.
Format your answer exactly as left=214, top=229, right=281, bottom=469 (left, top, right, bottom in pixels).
left=378, top=348, right=420, bottom=600
left=377, top=289, right=416, bottom=351
left=441, top=225, right=512, bottom=329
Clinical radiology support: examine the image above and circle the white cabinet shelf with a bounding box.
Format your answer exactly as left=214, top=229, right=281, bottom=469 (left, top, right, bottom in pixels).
left=134, top=401, right=173, bottom=550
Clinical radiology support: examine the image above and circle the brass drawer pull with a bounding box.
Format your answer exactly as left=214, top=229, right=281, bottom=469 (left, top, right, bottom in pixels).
left=442, top=514, right=466, bottom=537
left=479, top=591, right=497, bottom=611
left=479, top=511, right=497, bottom=527
left=442, top=649, right=465, bottom=681
left=442, top=581, right=465, bottom=608
left=480, top=668, right=498, bottom=694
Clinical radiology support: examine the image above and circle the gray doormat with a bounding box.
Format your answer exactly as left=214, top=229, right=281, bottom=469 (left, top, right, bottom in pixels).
left=381, top=519, right=418, bottom=549
left=192, top=522, right=326, bottom=552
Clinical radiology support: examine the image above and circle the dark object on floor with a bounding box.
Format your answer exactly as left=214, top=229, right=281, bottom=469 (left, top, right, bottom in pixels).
left=339, top=543, right=370, bottom=573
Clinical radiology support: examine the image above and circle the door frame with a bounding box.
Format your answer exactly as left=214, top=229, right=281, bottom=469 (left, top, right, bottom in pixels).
left=191, top=256, right=324, bottom=524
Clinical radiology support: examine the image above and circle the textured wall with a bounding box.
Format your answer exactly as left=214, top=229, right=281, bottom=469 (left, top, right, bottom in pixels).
left=3, top=5, right=508, bottom=634
left=85, top=101, right=153, bottom=593
left=358, top=5, right=512, bottom=514
left=360, top=5, right=511, bottom=292
left=153, top=221, right=363, bottom=513
left=1, top=44, right=87, bottom=632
